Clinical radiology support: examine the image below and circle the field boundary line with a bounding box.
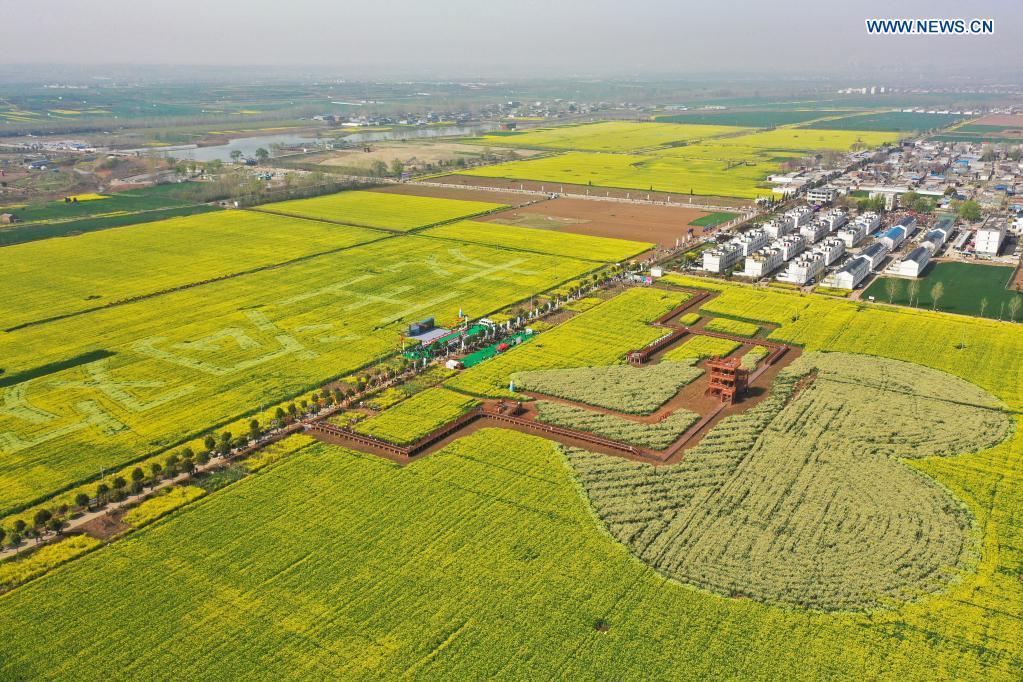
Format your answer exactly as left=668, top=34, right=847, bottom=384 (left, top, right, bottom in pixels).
left=3, top=231, right=396, bottom=333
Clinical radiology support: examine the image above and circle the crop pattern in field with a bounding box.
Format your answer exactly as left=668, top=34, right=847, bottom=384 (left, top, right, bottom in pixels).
left=0, top=210, right=385, bottom=330
left=511, top=360, right=702, bottom=414
left=566, top=351, right=1011, bottom=610
left=0, top=235, right=593, bottom=514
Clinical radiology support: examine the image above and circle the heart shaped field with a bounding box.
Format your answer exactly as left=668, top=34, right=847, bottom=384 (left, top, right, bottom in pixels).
left=564, top=351, right=1013, bottom=611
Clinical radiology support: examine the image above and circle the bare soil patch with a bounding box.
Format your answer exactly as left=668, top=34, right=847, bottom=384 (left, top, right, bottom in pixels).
left=482, top=197, right=713, bottom=247
left=77, top=510, right=131, bottom=540
left=971, top=114, right=1023, bottom=129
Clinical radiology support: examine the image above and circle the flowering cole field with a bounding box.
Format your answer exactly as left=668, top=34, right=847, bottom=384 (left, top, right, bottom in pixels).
left=534, top=401, right=699, bottom=449
left=463, top=127, right=900, bottom=200
left=0, top=211, right=386, bottom=330
left=122, top=486, right=206, bottom=527
left=740, top=345, right=770, bottom=370
left=420, top=220, right=652, bottom=262
left=661, top=335, right=742, bottom=360
left=261, top=190, right=506, bottom=231
left=446, top=287, right=690, bottom=398
left=0, top=535, right=101, bottom=591
left=566, top=351, right=1010, bottom=611
left=474, top=121, right=750, bottom=152
left=511, top=360, right=702, bottom=415
left=464, top=151, right=781, bottom=200
left=703, top=317, right=760, bottom=337
left=354, top=388, right=479, bottom=445
left=1, top=428, right=1021, bottom=679
left=0, top=236, right=593, bottom=514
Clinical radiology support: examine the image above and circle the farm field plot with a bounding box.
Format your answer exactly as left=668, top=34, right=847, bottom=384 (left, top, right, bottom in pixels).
left=464, top=151, right=782, bottom=200
left=654, top=128, right=901, bottom=160
left=0, top=236, right=593, bottom=514
left=0, top=183, right=200, bottom=225
left=482, top=197, right=712, bottom=247
left=0, top=204, right=222, bottom=248
left=446, top=287, right=690, bottom=398
left=370, top=183, right=532, bottom=206
left=512, top=360, right=703, bottom=414
left=535, top=401, right=700, bottom=448
left=2, top=422, right=1022, bottom=679
left=473, top=121, right=749, bottom=152
left=353, top=388, right=479, bottom=445
left=260, top=190, right=507, bottom=231
left=0, top=211, right=386, bottom=330
left=864, top=262, right=1021, bottom=319
left=566, top=351, right=1010, bottom=610
left=653, top=110, right=848, bottom=127
left=662, top=335, right=742, bottom=360
left=703, top=317, right=759, bottom=337
left=804, top=111, right=967, bottom=132
left=420, top=220, right=652, bottom=261
left=302, top=141, right=544, bottom=173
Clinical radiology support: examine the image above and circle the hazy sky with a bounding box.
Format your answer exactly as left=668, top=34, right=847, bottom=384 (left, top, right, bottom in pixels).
left=1, top=0, right=1020, bottom=78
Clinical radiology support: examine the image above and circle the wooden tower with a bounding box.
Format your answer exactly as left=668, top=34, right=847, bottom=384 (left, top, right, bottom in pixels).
left=705, top=356, right=748, bottom=404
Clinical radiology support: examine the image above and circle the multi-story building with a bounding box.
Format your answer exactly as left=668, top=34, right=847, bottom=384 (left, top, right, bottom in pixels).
left=855, top=212, right=881, bottom=232
left=815, top=237, right=846, bottom=265
left=819, top=209, right=848, bottom=232
left=878, top=226, right=907, bottom=251
left=762, top=219, right=791, bottom=239
left=806, top=186, right=838, bottom=204
left=799, top=221, right=830, bottom=244
left=702, top=242, right=743, bottom=273
left=742, top=246, right=784, bottom=279
left=777, top=251, right=826, bottom=285
left=733, top=229, right=769, bottom=256
left=823, top=256, right=872, bottom=289
left=975, top=218, right=1007, bottom=256
left=891, top=246, right=931, bottom=277
left=784, top=206, right=814, bottom=231
left=859, top=242, right=891, bottom=270
left=778, top=234, right=806, bottom=261
left=837, top=222, right=868, bottom=247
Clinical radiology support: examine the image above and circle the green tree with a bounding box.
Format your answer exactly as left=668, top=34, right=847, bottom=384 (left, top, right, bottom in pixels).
left=255, top=147, right=270, bottom=164
left=149, top=462, right=163, bottom=483
left=196, top=450, right=211, bottom=466
left=112, top=476, right=127, bottom=490
left=33, top=509, right=52, bottom=528
left=390, top=159, right=404, bottom=177
left=958, top=200, right=981, bottom=222
left=230, top=150, right=243, bottom=163
left=95, top=483, right=110, bottom=502
left=75, top=492, right=91, bottom=509
left=204, top=435, right=217, bottom=452
left=13, top=520, right=27, bottom=534
left=46, top=518, right=65, bottom=534
left=131, top=467, right=145, bottom=484
left=249, top=419, right=261, bottom=440
left=0, top=527, right=5, bottom=546
left=907, top=279, right=921, bottom=307
left=931, top=281, right=945, bottom=311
